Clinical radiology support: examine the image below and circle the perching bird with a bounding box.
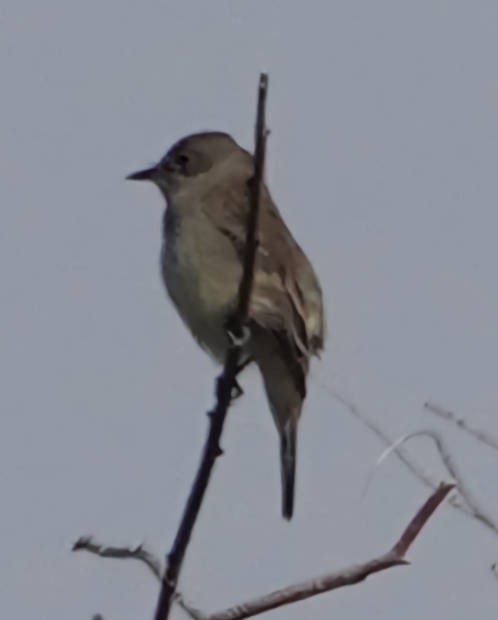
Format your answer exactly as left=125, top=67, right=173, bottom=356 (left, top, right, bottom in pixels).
left=127, top=132, right=324, bottom=519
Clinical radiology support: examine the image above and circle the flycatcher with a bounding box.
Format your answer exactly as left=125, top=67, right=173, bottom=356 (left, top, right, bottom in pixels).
left=127, top=132, right=324, bottom=519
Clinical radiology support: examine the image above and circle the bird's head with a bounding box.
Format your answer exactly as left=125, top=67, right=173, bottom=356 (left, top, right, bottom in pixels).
left=126, top=131, right=244, bottom=199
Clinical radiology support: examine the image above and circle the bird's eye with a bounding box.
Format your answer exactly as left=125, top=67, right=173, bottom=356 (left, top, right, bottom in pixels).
left=176, top=153, right=189, bottom=167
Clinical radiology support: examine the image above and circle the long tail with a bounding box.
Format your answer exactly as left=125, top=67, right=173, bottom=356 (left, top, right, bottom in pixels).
left=251, top=325, right=305, bottom=520
left=280, top=422, right=297, bottom=520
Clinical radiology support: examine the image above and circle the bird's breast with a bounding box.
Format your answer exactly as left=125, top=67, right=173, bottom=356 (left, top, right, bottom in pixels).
left=160, top=214, right=241, bottom=361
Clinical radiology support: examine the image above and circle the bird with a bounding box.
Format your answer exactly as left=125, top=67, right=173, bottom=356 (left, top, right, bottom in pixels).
left=127, top=131, right=324, bottom=519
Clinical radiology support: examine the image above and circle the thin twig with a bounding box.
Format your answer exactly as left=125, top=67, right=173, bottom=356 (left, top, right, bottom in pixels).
left=368, top=430, right=460, bottom=497
left=324, top=387, right=441, bottom=488
left=175, top=484, right=453, bottom=620
left=370, top=429, right=498, bottom=534
left=153, top=73, right=269, bottom=620
left=72, top=536, right=162, bottom=581
left=424, top=401, right=498, bottom=454
left=324, top=386, right=498, bottom=536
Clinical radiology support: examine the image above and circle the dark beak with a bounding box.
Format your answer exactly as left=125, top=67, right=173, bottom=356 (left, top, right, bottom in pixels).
left=126, top=166, right=157, bottom=181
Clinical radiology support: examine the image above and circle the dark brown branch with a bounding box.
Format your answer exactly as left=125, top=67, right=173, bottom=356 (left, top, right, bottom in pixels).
left=175, top=484, right=454, bottom=620
left=153, top=73, right=269, bottom=620
left=424, top=401, right=498, bottom=454
left=235, top=75, right=268, bottom=320
left=72, top=536, right=162, bottom=581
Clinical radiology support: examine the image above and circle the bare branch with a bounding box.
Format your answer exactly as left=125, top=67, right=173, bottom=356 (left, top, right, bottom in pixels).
left=175, top=595, right=210, bottom=620
left=72, top=484, right=453, bottom=620
left=326, top=387, right=498, bottom=536
left=176, top=484, right=453, bottom=620
left=368, top=428, right=498, bottom=534
left=72, top=536, right=163, bottom=581
left=411, top=430, right=498, bottom=534
left=234, top=74, right=269, bottom=322
left=424, top=401, right=498, bottom=454
left=325, top=387, right=439, bottom=490
left=391, top=483, right=453, bottom=556
left=153, top=73, right=269, bottom=620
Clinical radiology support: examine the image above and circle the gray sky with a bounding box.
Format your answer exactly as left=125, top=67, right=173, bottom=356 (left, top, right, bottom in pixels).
left=1, top=1, right=498, bottom=618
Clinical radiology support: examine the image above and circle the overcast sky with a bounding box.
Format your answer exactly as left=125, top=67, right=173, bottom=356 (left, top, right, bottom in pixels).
left=2, top=2, right=498, bottom=619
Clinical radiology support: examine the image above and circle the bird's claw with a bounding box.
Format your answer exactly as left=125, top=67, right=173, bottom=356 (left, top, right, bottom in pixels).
left=225, top=319, right=250, bottom=349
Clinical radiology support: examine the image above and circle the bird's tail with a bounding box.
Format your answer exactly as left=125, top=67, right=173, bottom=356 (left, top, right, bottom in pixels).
left=251, top=325, right=305, bottom=521
left=280, top=422, right=297, bottom=520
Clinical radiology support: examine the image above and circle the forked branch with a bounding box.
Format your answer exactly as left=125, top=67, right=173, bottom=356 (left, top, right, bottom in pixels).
left=75, top=484, right=453, bottom=620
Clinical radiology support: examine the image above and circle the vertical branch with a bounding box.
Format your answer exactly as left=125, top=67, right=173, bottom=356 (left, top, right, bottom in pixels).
left=153, top=73, right=269, bottom=620
left=235, top=74, right=268, bottom=319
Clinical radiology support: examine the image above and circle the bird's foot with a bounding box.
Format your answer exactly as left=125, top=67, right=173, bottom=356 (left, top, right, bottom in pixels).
left=231, top=358, right=253, bottom=400
left=225, top=317, right=250, bottom=349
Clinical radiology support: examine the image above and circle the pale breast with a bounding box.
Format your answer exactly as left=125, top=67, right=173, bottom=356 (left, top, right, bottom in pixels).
left=160, top=212, right=241, bottom=362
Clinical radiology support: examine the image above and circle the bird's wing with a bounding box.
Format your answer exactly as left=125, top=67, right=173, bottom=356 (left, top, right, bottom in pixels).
left=202, top=180, right=325, bottom=369
left=203, top=175, right=324, bottom=521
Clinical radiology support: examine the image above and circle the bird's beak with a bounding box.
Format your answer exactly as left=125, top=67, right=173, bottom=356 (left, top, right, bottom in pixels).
left=126, top=166, right=157, bottom=181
